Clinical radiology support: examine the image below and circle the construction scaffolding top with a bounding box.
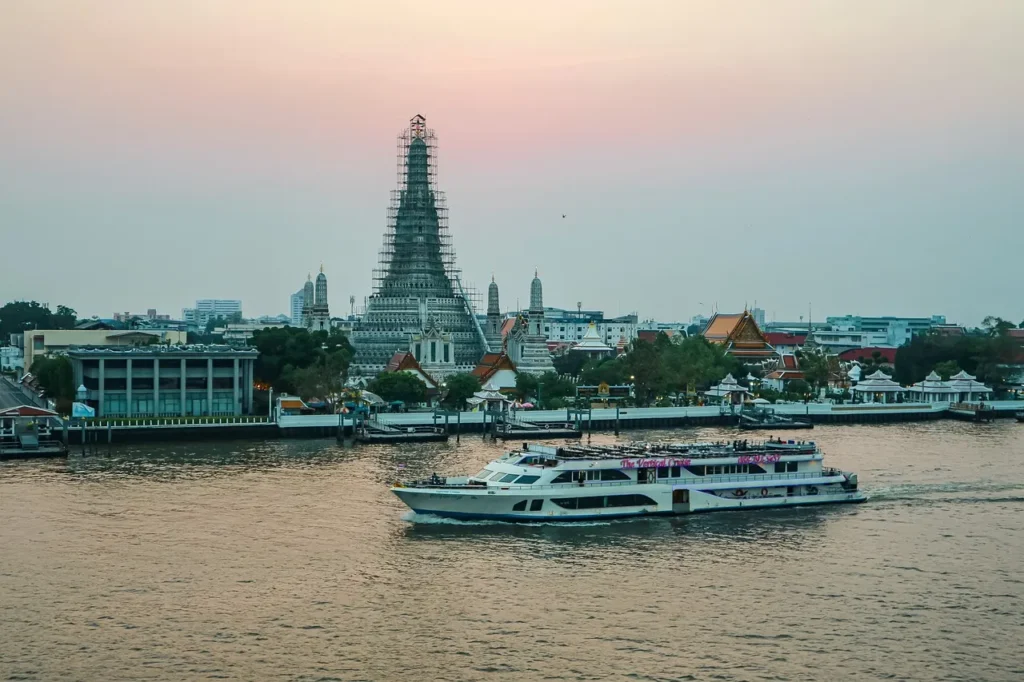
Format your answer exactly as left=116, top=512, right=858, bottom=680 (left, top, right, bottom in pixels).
left=372, top=115, right=464, bottom=300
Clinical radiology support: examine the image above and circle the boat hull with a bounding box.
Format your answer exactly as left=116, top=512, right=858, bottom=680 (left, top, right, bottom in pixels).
left=393, top=485, right=867, bottom=522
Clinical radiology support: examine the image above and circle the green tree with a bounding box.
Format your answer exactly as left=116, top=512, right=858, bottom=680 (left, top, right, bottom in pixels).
left=514, top=372, right=539, bottom=401
left=798, top=348, right=831, bottom=392
left=442, top=373, right=482, bottom=409
left=0, top=301, right=78, bottom=338
left=981, top=316, right=1015, bottom=337
left=30, top=355, right=75, bottom=414
left=538, top=371, right=576, bottom=408
left=933, top=360, right=960, bottom=380
left=787, top=378, right=811, bottom=398
left=289, top=352, right=348, bottom=411
left=551, top=351, right=589, bottom=378
left=250, top=326, right=352, bottom=394
left=579, top=357, right=629, bottom=386
left=366, top=372, right=428, bottom=404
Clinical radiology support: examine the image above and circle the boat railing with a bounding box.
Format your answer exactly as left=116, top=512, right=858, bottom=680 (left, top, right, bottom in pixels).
left=404, top=469, right=846, bottom=491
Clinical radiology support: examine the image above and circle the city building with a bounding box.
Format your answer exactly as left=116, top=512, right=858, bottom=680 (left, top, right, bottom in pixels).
left=701, top=311, right=776, bottom=361
left=113, top=309, right=171, bottom=322
left=23, top=328, right=188, bottom=370
left=1, top=345, right=24, bottom=373
left=542, top=308, right=638, bottom=345
left=182, top=299, right=243, bottom=329
left=290, top=288, right=305, bottom=327
left=67, top=345, right=258, bottom=417
left=761, top=355, right=804, bottom=391
left=505, top=272, right=556, bottom=375
left=825, top=315, right=946, bottom=336
left=810, top=327, right=910, bottom=353
left=750, top=307, right=766, bottom=329
left=349, top=115, right=487, bottom=379
left=764, top=332, right=807, bottom=355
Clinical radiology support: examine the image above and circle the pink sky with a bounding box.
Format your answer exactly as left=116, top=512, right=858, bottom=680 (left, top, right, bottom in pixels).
left=2, top=1, right=1022, bottom=324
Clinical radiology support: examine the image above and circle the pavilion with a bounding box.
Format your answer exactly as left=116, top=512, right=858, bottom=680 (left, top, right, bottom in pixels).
left=701, top=310, right=776, bottom=362
left=851, top=370, right=905, bottom=403
left=570, top=322, right=614, bottom=358
left=704, top=374, right=753, bottom=405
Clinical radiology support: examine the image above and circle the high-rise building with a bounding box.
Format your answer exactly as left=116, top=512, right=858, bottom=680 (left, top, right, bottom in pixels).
left=290, top=288, right=304, bottom=327
left=349, top=115, right=487, bottom=379
left=182, top=299, right=242, bottom=329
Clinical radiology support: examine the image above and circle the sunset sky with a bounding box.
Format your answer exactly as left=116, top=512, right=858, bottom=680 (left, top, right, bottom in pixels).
left=2, top=1, right=1022, bottom=325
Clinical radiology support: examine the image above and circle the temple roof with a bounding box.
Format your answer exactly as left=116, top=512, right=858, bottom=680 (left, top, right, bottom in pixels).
left=472, top=352, right=517, bottom=382
left=702, top=311, right=775, bottom=358
left=384, top=351, right=439, bottom=388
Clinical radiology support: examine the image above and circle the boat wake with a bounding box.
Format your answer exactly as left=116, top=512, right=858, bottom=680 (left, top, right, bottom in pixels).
left=866, top=480, right=1024, bottom=505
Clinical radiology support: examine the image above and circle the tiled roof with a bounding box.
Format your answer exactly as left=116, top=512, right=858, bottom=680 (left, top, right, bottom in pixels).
left=781, top=354, right=799, bottom=369
left=471, top=353, right=516, bottom=381
left=702, top=314, right=743, bottom=341
left=765, top=332, right=807, bottom=346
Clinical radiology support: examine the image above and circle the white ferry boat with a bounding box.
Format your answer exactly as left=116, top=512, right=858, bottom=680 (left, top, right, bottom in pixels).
left=392, top=440, right=865, bottom=521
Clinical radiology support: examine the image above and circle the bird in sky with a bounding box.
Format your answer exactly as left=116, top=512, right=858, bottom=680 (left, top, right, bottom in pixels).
left=562, top=214, right=566, bottom=219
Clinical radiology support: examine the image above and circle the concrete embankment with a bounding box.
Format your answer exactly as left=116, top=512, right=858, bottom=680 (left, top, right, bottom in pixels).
left=54, top=401, right=1024, bottom=445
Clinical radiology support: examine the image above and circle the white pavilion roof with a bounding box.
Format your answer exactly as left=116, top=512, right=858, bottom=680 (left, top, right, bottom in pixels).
left=945, top=370, right=992, bottom=393
left=571, top=323, right=614, bottom=353
left=704, top=373, right=752, bottom=397
left=908, top=371, right=954, bottom=393
left=852, top=369, right=904, bottom=392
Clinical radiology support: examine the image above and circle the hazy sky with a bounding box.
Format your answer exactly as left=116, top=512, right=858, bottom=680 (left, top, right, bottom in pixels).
left=2, top=1, right=1022, bottom=326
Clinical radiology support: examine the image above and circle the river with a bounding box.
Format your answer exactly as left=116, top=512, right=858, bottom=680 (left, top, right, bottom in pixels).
left=1, top=422, right=1022, bottom=681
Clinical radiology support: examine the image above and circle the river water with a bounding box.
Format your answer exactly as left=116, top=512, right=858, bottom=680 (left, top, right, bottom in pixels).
left=1, top=422, right=1023, bottom=681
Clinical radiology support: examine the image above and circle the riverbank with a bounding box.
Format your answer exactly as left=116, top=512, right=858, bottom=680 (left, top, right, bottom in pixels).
left=53, top=400, right=1024, bottom=445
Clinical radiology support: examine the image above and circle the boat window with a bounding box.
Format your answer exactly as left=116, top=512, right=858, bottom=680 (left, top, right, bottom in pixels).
left=786, top=462, right=798, bottom=472
left=499, top=474, right=519, bottom=483
left=656, top=468, right=669, bottom=479
left=514, top=475, right=540, bottom=485
left=774, top=462, right=786, bottom=473
left=512, top=500, right=527, bottom=511
left=488, top=471, right=506, bottom=480
left=474, top=469, right=492, bottom=479
left=529, top=499, right=543, bottom=511
left=606, top=494, right=657, bottom=507
left=551, top=471, right=577, bottom=484
left=600, top=469, right=630, bottom=481
left=686, top=465, right=705, bottom=476
left=552, top=494, right=657, bottom=509
left=671, top=466, right=681, bottom=477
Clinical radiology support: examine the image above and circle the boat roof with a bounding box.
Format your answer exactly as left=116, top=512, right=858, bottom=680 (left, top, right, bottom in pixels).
left=512, top=440, right=818, bottom=462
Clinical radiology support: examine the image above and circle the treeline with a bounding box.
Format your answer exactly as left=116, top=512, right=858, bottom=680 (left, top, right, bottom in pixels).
left=895, top=318, right=1023, bottom=388
left=0, top=301, right=78, bottom=339
left=549, top=334, right=751, bottom=407
left=249, top=326, right=353, bottom=409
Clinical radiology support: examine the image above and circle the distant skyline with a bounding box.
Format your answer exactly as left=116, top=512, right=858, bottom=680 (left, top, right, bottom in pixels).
left=2, top=1, right=1022, bottom=327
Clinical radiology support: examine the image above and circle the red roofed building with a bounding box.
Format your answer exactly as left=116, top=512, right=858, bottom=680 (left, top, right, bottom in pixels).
left=384, top=351, right=440, bottom=399
left=762, top=354, right=805, bottom=390
left=471, top=353, right=518, bottom=392
left=764, top=332, right=807, bottom=355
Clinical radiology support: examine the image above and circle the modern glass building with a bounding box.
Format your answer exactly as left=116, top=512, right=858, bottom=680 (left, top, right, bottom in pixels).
left=67, top=345, right=258, bottom=417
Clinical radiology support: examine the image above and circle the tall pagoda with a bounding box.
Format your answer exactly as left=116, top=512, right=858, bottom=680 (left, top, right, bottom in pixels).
left=349, top=115, right=487, bottom=379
